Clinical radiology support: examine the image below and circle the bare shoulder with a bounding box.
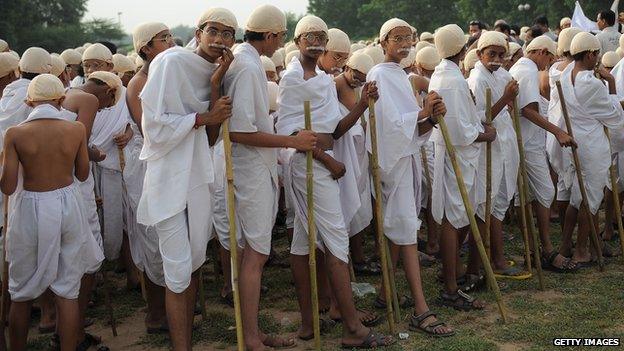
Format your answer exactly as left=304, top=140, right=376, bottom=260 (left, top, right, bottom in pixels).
left=127, top=73, right=147, bottom=98
left=3, top=125, right=20, bottom=142
left=64, top=90, right=98, bottom=112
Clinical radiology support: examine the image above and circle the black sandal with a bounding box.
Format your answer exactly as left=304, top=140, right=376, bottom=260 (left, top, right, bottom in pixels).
left=459, top=273, right=485, bottom=292
left=332, top=308, right=382, bottom=327
left=340, top=329, right=396, bottom=349
left=409, top=310, right=455, bottom=337
left=438, top=290, right=485, bottom=311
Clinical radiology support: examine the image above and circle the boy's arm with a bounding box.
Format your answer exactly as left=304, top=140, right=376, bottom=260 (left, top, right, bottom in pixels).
left=521, top=102, right=576, bottom=147
left=74, top=124, right=90, bottom=182
left=126, top=80, right=144, bottom=135
left=1, top=129, right=19, bottom=195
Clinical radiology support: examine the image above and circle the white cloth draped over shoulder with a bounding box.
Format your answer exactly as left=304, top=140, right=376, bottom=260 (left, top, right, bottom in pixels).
left=366, top=62, right=428, bottom=244
left=558, top=65, right=624, bottom=214
left=429, top=59, right=483, bottom=228
left=0, top=78, right=31, bottom=148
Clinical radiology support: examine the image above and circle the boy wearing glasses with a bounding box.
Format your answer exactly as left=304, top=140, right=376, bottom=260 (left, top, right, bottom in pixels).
left=466, top=31, right=522, bottom=278
left=367, top=18, right=453, bottom=336
left=277, top=15, right=394, bottom=349
left=220, top=5, right=318, bottom=350
left=429, top=24, right=495, bottom=311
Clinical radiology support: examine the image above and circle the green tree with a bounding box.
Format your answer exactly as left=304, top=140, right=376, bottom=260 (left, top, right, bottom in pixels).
left=285, top=11, right=304, bottom=41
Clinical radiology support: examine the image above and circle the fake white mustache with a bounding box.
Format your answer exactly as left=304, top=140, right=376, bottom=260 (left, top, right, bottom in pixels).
left=208, top=43, right=228, bottom=50
left=398, top=48, right=411, bottom=53
left=489, top=62, right=502, bottom=68
left=307, top=46, right=325, bottom=52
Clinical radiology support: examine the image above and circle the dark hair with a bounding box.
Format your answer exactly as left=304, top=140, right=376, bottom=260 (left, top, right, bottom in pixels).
left=533, top=15, right=549, bottom=27
left=510, top=24, right=521, bottom=36
left=494, top=23, right=511, bottom=34
left=244, top=31, right=265, bottom=42
left=97, top=41, right=117, bottom=54
left=571, top=50, right=596, bottom=61
left=466, top=34, right=479, bottom=49
left=21, top=72, right=39, bottom=80
left=87, top=77, right=107, bottom=86
left=529, top=25, right=544, bottom=38
left=469, top=20, right=486, bottom=30
left=599, top=10, right=616, bottom=26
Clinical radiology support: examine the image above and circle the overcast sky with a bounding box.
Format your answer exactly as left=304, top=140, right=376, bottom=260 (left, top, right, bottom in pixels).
left=85, top=0, right=309, bottom=32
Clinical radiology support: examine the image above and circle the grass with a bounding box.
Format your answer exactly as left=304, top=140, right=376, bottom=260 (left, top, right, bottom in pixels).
left=24, top=216, right=624, bottom=351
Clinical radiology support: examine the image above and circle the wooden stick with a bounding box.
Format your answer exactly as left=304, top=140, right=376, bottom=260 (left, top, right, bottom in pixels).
left=367, top=99, right=396, bottom=334
left=93, top=164, right=118, bottom=337
left=383, top=241, right=400, bottom=323
left=437, top=116, right=507, bottom=323
left=484, top=89, right=493, bottom=258
left=304, top=101, right=322, bottom=350
left=117, top=147, right=147, bottom=302
left=0, top=195, right=9, bottom=350
left=222, top=118, right=244, bottom=351
left=511, top=100, right=544, bottom=289
left=555, top=81, right=604, bottom=271
left=604, top=127, right=624, bottom=261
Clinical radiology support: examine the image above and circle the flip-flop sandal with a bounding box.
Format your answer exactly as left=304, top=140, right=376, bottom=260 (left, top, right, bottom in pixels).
left=438, top=289, right=485, bottom=311
left=544, top=252, right=578, bottom=273
left=409, top=310, right=455, bottom=337
left=263, top=334, right=297, bottom=349
left=147, top=321, right=169, bottom=334
left=493, top=266, right=532, bottom=280
left=340, top=329, right=396, bottom=349
left=332, top=308, right=382, bottom=327
left=575, top=260, right=596, bottom=269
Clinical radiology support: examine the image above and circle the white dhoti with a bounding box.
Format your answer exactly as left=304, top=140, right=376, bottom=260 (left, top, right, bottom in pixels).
left=278, top=148, right=296, bottom=230
left=93, top=165, right=124, bottom=260
left=348, top=124, right=373, bottom=235
left=377, top=155, right=422, bottom=245
left=7, top=184, right=104, bottom=301
left=78, top=169, right=104, bottom=274
left=289, top=152, right=349, bottom=263
left=521, top=143, right=555, bottom=208
left=432, top=144, right=481, bottom=229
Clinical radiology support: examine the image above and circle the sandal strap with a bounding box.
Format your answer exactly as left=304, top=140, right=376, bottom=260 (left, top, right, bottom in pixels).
left=413, top=310, right=436, bottom=325
left=457, top=289, right=476, bottom=303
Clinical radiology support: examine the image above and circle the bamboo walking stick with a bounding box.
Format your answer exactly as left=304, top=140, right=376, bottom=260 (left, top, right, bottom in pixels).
left=222, top=117, right=244, bottom=350
left=437, top=115, right=507, bottom=323
left=117, top=147, right=148, bottom=302
left=555, top=81, right=604, bottom=265
left=511, top=99, right=544, bottom=288
left=604, top=127, right=624, bottom=260
left=93, top=164, right=118, bottom=337
left=0, top=195, right=9, bottom=350
left=555, top=81, right=604, bottom=271
left=367, top=99, right=397, bottom=333
left=304, top=101, right=322, bottom=350
left=484, top=89, right=493, bottom=258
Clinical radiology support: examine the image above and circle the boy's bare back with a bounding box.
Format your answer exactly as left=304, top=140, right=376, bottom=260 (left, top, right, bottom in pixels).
left=3, top=118, right=89, bottom=193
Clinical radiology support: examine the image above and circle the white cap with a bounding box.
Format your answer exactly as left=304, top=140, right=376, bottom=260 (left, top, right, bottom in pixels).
left=362, top=45, right=385, bottom=65
left=19, top=47, right=52, bottom=74
left=619, top=33, right=624, bottom=51
left=507, top=42, right=522, bottom=58
left=346, top=51, right=374, bottom=74
left=560, top=17, right=572, bottom=28
left=270, top=50, right=284, bottom=68
left=617, top=47, right=624, bottom=58
left=50, top=55, right=66, bottom=77
left=26, top=74, right=65, bottom=102
left=261, top=55, right=276, bottom=72
left=294, top=15, right=328, bottom=39
left=414, top=41, right=433, bottom=53
left=602, top=51, right=620, bottom=68
left=88, top=71, right=123, bottom=105
left=60, top=49, right=82, bottom=65
left=133, top=22, right=169, bottom=53
left=75, top=47, right=85, bottom=55
left=435, top=24, right=465, bottom=59
left=420, top=31, right=434, bottom=41
left=326, top=28, right=350, bottom=54
left=463, top=49, right=479, bottom=71
left=0, top=39, right=8, bottom=52
left=0, top=52, right=19, bottom=78
left=379, top=18, right=412, bottom=42
left=285, top=42, right=297, bottom=54
left=557, top=27, right=583, bottom=56
left=82, top=43, right=113, bottom=63
left=245, top=4, right=286, bottom=33
left=267, top=81, right=279, bottom=112
left=525, top=35, right=557, bottom=56
left=197, top=8, right=237, bottom=30
left=569, top=31, right=600, bottom=55
left=416, top=46, right=441, bottom=71
left=284, top=50, right=300, bottom=65
left=350, top=43, right=366, bottom=53
left=112, top=54, right=136, bottom=74
left=477, top=31, right=508, bottom=53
